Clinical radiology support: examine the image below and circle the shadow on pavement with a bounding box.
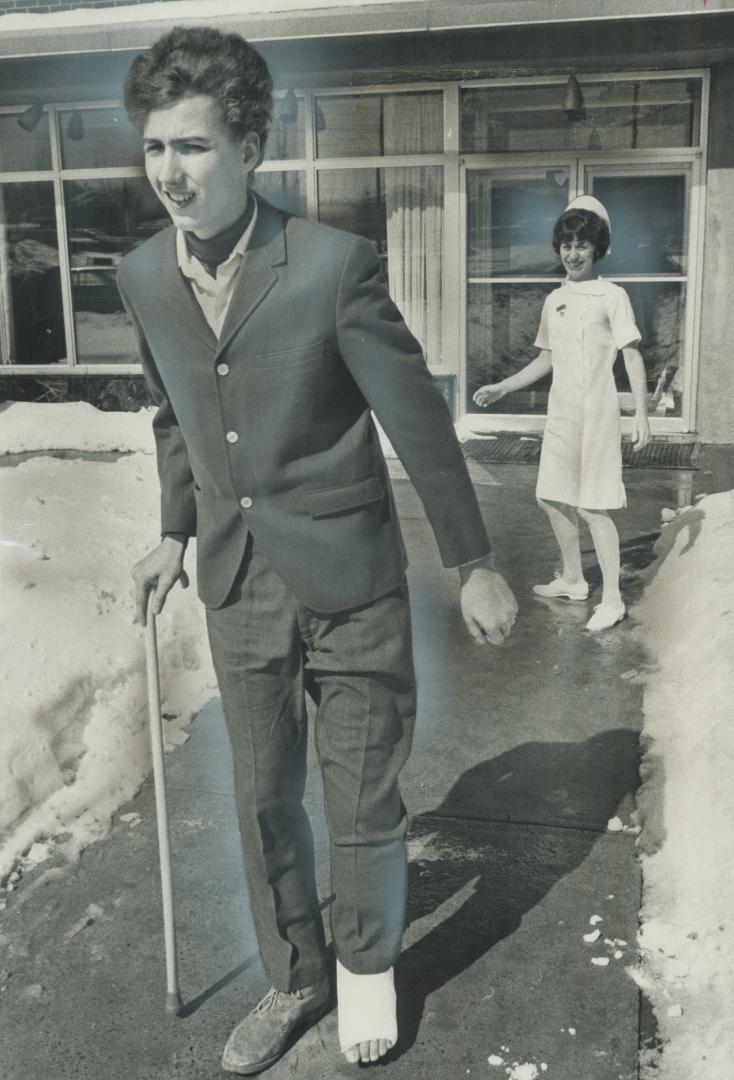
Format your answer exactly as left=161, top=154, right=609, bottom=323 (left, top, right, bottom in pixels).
left=394, top=726, right=640, bottom=1057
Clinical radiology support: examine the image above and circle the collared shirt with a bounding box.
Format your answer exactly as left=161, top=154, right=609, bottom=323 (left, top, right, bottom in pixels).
left=176, top=199, right=259, bottom=338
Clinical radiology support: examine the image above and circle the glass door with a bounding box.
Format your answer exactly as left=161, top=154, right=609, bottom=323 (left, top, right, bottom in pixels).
left=462, top=158, right=699, bottom=431
left=582, top=163, right=695, bottom=427
left=462, top=163, right=570, bottom=423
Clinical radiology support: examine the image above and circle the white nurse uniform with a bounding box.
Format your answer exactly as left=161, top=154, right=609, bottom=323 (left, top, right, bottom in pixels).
left=534, top=278, right=641, bottom=510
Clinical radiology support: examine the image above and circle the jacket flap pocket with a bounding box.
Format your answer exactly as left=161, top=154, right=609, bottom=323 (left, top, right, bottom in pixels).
left=304, top=476, right=384, bottom=518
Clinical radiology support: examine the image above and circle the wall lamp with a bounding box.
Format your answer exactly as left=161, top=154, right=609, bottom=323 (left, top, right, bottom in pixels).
left=17, top=101, right=45, bottom=133
left=563, top=75, right=585, bottom=120
left=66, top=111, right=85, bottom=141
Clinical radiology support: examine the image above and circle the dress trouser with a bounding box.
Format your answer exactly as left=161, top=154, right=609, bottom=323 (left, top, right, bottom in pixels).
left=205, top=539, right=417, bottom=992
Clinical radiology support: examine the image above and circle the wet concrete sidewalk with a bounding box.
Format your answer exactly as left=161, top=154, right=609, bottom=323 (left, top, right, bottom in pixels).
left=2, top=449, right=731, bottom=1080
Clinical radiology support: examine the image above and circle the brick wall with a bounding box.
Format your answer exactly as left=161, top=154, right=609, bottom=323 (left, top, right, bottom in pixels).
left=0, top=0, right=179, bottom=14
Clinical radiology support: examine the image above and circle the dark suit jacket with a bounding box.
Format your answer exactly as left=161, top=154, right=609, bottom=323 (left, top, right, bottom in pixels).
left=117, top=195, right=490, bottom=612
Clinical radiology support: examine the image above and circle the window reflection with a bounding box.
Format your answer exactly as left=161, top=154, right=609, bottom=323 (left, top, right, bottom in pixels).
left=467, top=171, right=570, bottom=277
left=467, top=284, right=553, bottom=414
left=252, top=171, right=306, bottom=216
left=0, top=183, right=64, bottom=364
left=592, top=175, right=688, bottom=275
left=617, top=282, right=685, bottom=416
left=64, top=178, right=166, bottom=363
left=264, top=94, right=306, bottom=162
left=59, top=108, right=143, bottom=170
left=316, top=93, right=443, bottom=158
left=0, top=113, right=52, bottom=173
left=461, top=79, right=702, bottom=153
left=318, top=166, right=443, bottom=365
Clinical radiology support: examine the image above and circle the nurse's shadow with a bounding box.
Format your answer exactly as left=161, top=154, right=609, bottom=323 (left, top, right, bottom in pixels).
left=394, top=726, right=640, bottom=1057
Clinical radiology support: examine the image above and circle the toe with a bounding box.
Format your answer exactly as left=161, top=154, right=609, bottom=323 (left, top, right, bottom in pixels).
left=378, top=1039, right=389, bottom=1058
left=359, top=1040, right=371, bottom=1062
left=344, top=1047, right=359, bottom=1064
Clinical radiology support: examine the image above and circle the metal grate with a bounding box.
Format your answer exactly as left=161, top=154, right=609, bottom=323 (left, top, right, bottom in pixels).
left=462, top=436, right=700, bottom=470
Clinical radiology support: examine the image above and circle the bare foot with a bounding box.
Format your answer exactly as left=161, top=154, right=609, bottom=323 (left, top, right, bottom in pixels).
left=344, top=1038, right=391, bottom=1065
left=337, top=960, right=396, bottom=1065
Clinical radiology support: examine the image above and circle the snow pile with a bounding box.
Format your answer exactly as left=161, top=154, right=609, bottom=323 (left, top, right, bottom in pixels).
left=0, top=407, right=216, bottom=881
left=634, top=492, right=734, bottom=1079
left=0, top=401, right=155, bottom=456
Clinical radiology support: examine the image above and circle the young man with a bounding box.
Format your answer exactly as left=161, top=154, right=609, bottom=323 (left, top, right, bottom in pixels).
left=120, top=26, right=517, bottom=1074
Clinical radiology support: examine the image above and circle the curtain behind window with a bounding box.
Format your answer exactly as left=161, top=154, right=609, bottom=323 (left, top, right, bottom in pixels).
left=383, top=96, right=443, bottom=365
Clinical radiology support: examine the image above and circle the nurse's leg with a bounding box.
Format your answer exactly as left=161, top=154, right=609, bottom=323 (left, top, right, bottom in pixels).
left=536, top=497, right=585, bottom=584
left=577, top=507, right=622, bottom=605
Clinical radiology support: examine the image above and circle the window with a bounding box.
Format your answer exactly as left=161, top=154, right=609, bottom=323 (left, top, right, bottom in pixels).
left=461, top=78, right=702, bottom=153
left=0, top=71, right=707, bottom=434
left=0, top=182, right=64, bottom=365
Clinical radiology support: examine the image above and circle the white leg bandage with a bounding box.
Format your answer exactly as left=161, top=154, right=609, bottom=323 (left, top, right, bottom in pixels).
left=336, top=959, right=397, bottom=1053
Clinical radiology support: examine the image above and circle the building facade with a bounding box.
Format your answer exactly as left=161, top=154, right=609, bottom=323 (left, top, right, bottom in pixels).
left=0, top=0, right=733, bottom=441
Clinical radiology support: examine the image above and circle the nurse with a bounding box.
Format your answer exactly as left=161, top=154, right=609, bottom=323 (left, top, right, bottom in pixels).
left=474, top=195, right=651, bottom=631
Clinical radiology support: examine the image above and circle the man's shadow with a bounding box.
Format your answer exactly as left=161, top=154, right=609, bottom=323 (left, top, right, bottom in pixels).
left=394, top=726, right=640, bottom=1056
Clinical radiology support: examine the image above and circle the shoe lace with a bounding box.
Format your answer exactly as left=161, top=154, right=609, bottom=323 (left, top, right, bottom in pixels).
left=254, top=986, right=307, bottom=1016
left=254, top=988, right=280, bottom=1015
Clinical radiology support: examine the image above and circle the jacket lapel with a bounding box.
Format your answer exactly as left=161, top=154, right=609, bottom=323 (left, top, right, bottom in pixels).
left=155, top=228, right=218, bottom=352
left=215, top=195, right=286, bottom=358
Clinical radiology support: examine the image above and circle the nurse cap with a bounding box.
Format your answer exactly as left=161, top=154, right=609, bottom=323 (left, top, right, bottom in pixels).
left=565, top=195, right=611, bottom=234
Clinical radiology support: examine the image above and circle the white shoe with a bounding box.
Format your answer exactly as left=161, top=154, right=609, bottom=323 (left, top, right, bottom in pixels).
left=533, top=572, right=589, bottom=602
left=585, top=601, right=626, bottom=631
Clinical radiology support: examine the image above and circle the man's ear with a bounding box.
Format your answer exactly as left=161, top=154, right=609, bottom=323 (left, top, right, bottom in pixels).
left=243, top=133, right=261, bottom=171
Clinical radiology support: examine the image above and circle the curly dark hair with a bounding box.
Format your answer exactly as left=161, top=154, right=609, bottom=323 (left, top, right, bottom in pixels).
left=123, top=26, right=273, bottom=148
left=552, top=209, right=610, bottom=261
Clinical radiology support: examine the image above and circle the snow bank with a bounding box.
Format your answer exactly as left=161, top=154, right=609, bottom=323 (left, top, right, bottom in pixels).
left=0, top=401, right=155, bottom=456
left=0, top=406, right=216, bottom=881
left=634, top=492, right=734, bottom=1079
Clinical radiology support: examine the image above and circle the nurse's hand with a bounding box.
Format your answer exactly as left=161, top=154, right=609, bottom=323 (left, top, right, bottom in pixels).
left=459, top=557, right=518, bottom=646
left=473, top=383, right=506, bottom=408
left=631, top=414, right=651, bottom=452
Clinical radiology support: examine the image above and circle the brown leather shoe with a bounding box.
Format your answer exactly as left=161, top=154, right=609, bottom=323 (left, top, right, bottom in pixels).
left=221, top=979, right=331, bottom=1075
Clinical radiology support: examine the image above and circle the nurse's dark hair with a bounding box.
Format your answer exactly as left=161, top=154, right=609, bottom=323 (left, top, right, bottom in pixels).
left=552, top=209, right=610, bottom=261
left=124, top=26, right=273, bottom=148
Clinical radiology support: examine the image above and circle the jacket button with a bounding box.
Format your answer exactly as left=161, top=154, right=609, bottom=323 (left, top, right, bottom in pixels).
left=226, top=431, right=239, bottom=443
left=240, top=496, right=253, bottom=509
left=217, top=363, right=230, bottom=376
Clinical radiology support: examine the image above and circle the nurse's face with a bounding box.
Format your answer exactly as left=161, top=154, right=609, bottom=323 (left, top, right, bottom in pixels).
left=559, top=237, right=596, bottom=282
left=143, top=95, right=259, bottom=239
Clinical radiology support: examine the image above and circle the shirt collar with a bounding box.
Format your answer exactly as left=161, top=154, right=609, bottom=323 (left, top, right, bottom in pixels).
left=176, top=198, right=259, bottom=288
left=562, top=275, right=608, bottom=295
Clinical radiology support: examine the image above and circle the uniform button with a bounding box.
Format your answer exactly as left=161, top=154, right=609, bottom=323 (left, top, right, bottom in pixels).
left=217, top=363, right=230, bottom=376
left=226, top=431, right=239, bottom=444
left=240, top=496, right=253, bottom=509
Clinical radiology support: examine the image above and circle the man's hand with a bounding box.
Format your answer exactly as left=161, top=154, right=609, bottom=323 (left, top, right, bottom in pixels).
left=132, top=537, right=189, bottom=626
left=459, top=556, right=518, bottom=646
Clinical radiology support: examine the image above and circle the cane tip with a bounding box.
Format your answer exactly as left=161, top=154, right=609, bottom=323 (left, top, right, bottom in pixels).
left=166, top=990, right=183, bottom=1014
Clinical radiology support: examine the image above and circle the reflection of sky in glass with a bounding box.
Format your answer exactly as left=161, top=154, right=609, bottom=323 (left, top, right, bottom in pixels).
left=468, top=173, right=568, bottom=277
left=593, top=176, right=687, bottom=275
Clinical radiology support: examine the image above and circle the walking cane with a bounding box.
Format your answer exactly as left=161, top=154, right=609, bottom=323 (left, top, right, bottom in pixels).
left=145, top=592, right=183, bottom=1013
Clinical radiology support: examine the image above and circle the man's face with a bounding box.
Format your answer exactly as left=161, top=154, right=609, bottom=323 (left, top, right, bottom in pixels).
left=143, top=94, right=259, bottom=239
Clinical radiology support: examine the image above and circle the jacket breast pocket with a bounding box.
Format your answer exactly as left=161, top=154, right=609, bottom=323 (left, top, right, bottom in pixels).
left=303, top=475, right=384, bottom=519
left=251, top=339, right=326, bottom=370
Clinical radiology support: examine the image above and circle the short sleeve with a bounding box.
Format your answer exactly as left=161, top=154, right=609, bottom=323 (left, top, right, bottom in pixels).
left=534, top=295, right=553, bottom=351
left=608, top=286, right=641, bottom=349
